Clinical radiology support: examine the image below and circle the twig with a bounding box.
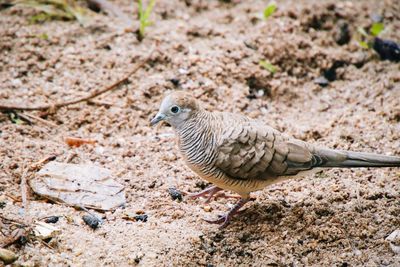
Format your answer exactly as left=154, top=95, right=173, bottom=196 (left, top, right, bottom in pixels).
left=64, top=151, right=78, bottom=163
left=1, top=228, right=29, bottom=248
left=19, top=112, right=58, bottom=128
left=0, top=215, right=26, bottom=227
left=4, top=193, right=22, bottom=203
left=0, top=47, right=155, bottom=112
left=30, top=154, right=59, bottom=171
left=36, top=238, right=55, bottom=250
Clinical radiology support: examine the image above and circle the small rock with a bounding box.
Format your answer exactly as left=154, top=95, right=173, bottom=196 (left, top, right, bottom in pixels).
left=0, top=248, right=18, bottom=265
left=246, top=75, right=272, bottom=99
left=134, top=214, right=148, bottom=222
left=373, top=37, right=400, bottom=62
left=82, top=214, right=101, bottom=230
left=386, top=229, right=400, bottom=254
left=334, top=21, right=350, bottom=45
left=203, top=206, right=212, bottom=212
left=386, top=229, right=400, bottom=242
left=168, top=187, right=183, bottom=202
left=170, top=78, right=180, bottom=87
left=44, top=216, right=59, bottom=224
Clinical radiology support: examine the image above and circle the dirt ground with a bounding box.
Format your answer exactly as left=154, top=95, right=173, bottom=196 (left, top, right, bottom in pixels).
left=1, top=0, right=400, bottom=266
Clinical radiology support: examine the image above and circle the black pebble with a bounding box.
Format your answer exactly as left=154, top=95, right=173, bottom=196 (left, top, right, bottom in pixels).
left=168, top=187, right=183, bottom=202
left=170, top=78, right=180, bottom=87
left=87, top=0, right=101, bottom=13
left=134, top=214, right=148, bottom=222
left=373, top=37, right=400, bottom=62
left=82, top=214, right=100, bottom=229
left=335, top=21, right=350, bottom=45
left=44, top=216, right=59, bottom=224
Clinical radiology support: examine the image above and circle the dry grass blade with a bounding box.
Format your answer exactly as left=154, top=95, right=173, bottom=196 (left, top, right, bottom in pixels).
left=13, top=0, right=92, bottom=24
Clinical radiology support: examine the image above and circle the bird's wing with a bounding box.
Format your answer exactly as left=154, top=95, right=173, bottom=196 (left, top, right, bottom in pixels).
left=214, top=118, right=317, bottom=180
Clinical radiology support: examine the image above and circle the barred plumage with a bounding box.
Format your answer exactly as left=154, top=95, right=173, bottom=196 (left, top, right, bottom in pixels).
left=151, top=91, right=400, bottom=228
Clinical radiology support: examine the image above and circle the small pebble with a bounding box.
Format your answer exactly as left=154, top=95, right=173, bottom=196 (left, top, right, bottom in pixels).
left=82, top=215, right=100, bottom=229
left=134, top=214, right=148, bottom=222
left=170, top=78, right=180, bottom=87
left=44, top=216, right=59, bottom=224
left=373, top=37, right=400, bottom=62
left=203, top=206, right=212, bottom=212
left=168, top=187, right=183, bottom=202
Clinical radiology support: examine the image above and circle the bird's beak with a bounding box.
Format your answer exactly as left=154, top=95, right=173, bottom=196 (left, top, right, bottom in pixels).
left=150, top=113, right=166, bottom=126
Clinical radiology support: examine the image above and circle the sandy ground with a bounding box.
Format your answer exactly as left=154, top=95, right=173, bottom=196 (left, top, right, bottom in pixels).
left=1, top=0, right=400, bottom=266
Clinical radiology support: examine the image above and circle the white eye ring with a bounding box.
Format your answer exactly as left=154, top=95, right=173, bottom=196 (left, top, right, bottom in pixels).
left=170, top=105, right=180, bottom=114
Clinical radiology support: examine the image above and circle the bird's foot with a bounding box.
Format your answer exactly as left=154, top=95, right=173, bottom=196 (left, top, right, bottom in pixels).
left=186, top=186, right=223, bottom=203
left=186, top=186, right=242, bottom=203
left=204, top=198, right=249, bottom=228
left=203, top=215, right=228, bottom=226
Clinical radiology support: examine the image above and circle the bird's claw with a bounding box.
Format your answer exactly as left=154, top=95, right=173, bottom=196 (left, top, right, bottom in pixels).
left=203, top=215, right=230, bottom=228
left=203, top=198, right=250, bottom=228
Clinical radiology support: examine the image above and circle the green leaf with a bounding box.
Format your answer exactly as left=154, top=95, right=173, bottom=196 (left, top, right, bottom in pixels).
left=259, top=60, right=277, bottom=73
left=16, top=0, right=92, bottom=24
left=9, top=113, right=23, bottom=125
left=138, top=0, right=143, bottom=18
left=263, top=2, right=277, bottom=19
left=144, top=0, right=156, bottom=20
left=358, top=41, right=370, bottom=49
left=29, top=13, right=52, bottom=23
left=137, top=0, right=156, bottom=40
left=370, top=22, right=384, bottom=37
left=357, top=27, right=368, bottom=38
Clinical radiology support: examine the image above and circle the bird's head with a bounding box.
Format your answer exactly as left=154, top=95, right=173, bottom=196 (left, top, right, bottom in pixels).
left=150, top=91, right=200, bottom=128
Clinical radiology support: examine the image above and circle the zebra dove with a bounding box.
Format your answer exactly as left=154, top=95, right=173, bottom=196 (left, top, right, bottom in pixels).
left=151, top=91, right=400, bottom=228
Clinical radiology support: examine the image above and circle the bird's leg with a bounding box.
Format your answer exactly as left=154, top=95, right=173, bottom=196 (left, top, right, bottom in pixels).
left=214, top=192, right=242, bottom=201
left=186, top=186, right=223, bottom=202
left=187, top=186, right=242, bottom=203
left=204, top=197, right=249, bottom=228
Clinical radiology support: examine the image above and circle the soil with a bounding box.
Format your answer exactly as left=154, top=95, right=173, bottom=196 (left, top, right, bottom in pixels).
left=1, top=0, right=400, bottom=266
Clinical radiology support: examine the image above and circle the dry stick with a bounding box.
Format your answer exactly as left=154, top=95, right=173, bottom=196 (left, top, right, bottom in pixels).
left=0, top=215, right=26, bottom=227
left=19, top=112, right=58, bottom=128
left=4, top=193, right=22, bottom=203
left=0, top=47, right=155, bottom=112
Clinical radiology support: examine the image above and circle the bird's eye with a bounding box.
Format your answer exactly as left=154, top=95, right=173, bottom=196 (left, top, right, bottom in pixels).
left=170, top=105, right=180, bottom=114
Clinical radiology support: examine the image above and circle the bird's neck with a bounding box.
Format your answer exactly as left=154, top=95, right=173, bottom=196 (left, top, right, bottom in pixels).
left=175, top=110, right=216, bottom=153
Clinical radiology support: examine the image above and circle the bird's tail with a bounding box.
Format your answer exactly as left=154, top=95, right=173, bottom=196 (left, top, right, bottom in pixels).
left=313, top=148, right=400, bottom=168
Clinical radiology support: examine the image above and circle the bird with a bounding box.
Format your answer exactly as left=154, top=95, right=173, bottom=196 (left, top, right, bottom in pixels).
left=150, top=91, right=400, bottom=228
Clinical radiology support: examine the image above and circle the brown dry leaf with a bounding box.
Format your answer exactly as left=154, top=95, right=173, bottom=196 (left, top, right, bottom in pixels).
left=30, top=162, right=126, bottom=211
left=64, top=136, right=96, bottom=148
